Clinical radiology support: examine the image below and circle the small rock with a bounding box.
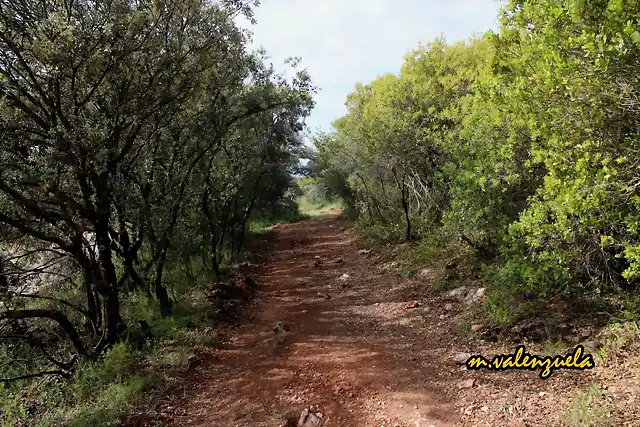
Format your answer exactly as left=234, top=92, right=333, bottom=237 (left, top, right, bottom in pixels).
left=334, top=257, right=344, bottom=264
left=462, top=288, right=477, bottom=304
left=298, top=408, right=310, bottom=427
left=405, top=301, right=420, bottom=309
left=444, top=303, right=454, bottom=311
left=419, top=268, right=432, bottom=278
left=472, top=287, right=486, bottom=303
left=448, top=287, right=467, bottom=298
left=439, top=314, right=447, bottom=320
left=464, top=405, right=474, bottom=415
left=480, top=406, right=489, bottom=412
left=583, top=340, right=601, bottom=352
left=471, top=324, right=483, bottom=333
left=358, top=249, right=372, bottom=255
left=297, top=409, right=322, bottom=427
left=460, top=378, right=475, bottom=389
left=453, top=352, right=472, bottom=364
left=539, top=391, right=546, bottom=397
left=317, top=292, right=331, bottom=299
left=314, top=255, right=321, bottom=260
left=338, top=273, right=350, bottom=282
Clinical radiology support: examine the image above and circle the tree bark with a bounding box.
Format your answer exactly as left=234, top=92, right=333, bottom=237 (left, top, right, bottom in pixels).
left=154, top=248, right=172, bottom=317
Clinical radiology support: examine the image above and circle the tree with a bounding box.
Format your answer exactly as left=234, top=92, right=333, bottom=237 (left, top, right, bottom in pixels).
left=0, top=0, right=314, bottom=380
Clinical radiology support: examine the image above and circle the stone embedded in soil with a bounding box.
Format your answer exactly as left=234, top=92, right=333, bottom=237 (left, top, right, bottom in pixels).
left=317, top=292, right=331, bottom=299
left=472, top=287, right=486, bottom=303
left=405, top=301, right=420, bottom=309
left=448, top=287, right=467, bottom=298
left=453, top=352, right=472, bottom=364
left=297, top=409, right=309, bottom=427
left=508, top=419, right=527, bottom=427
left=471, top=324, right=483, bottom=332
left=297, top=409, right=323, bottom=427
left=419, top=268, right=432, bottom=277
left=582, top=340, right=601, bottom=352
left=444, top=303, right=453, bottom=311
left=358, top=249, right=372, bottom=255
left=460, top=378, right=475, bottom=389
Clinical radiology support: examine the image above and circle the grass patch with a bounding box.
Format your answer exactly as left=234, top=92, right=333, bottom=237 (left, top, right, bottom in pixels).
left=248, top=206, right=312, bottom=236
left=297, top=196, right=342, bottom=219
left=592, top=321, right=639, bottom=364
left=565, top=385, right=612, bottom=427
left=457, top=320, right=473, bottom=338
left=0, top=260, right=224, bottom=427
left=539, top=339, right=571, bottom=357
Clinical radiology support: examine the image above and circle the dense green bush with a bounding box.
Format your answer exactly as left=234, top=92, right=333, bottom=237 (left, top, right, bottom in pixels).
left=313, top=0, right=640, bottom=319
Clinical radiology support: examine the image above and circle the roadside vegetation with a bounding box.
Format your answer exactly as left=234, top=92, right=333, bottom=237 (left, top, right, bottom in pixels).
left=309, top=0, right=640, bottom=337
left=296, top=176, right=343, bottom=218
left=0, top=0, right=314, bottom=425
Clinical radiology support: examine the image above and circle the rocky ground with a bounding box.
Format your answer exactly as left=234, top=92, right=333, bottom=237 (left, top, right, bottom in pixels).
left=137, top=216, right=640, bottom=427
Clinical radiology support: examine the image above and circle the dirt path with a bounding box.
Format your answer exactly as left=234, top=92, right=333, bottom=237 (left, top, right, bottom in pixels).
left=144, top=216, right=638, bottom=427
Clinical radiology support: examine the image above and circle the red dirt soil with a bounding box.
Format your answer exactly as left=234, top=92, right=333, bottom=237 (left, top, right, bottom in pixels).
left=136, top=216, right=640, bottom=427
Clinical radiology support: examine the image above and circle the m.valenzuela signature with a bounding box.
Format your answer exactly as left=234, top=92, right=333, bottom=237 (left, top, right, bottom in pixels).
left=465, top=345, right=595, bottom=379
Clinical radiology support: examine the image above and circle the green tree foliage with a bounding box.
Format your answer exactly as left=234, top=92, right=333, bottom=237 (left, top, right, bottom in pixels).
left=0, top=0, right=314, bottom=384
left=315, top=0, right=640, bottom=305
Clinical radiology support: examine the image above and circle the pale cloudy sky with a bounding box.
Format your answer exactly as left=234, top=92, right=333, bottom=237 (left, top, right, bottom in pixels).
left=239, top=0, right=504, bottom=135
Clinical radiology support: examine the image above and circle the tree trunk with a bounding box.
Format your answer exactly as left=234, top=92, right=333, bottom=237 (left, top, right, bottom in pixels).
left=401, top=187, right=412, bottom=241
left=210, top=236, right=221, bottom=276
left=82, top=275, right=100, bottom=335
left=103, top=287, right=123, bottom=345
left=154, top=249, right=172, bottom=317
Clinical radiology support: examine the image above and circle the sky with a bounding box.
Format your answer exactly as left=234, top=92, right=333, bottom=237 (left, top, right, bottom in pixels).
left=238, top=0, right=504, bottom=138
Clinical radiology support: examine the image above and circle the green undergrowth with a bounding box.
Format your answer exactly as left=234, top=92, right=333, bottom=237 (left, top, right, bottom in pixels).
left=354, top=220, right=640, bottom=341
left=0, top=259, right=225, bottom=427
left=248, top=207, right=310, bottom=235
left=565, top=385, right=613, bottom=427
left=297, top=196, right=343, bottom=219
